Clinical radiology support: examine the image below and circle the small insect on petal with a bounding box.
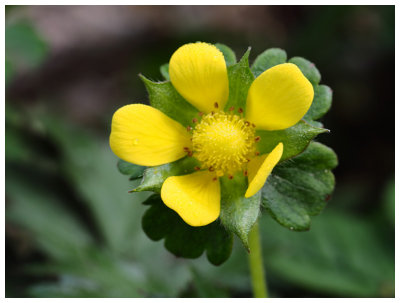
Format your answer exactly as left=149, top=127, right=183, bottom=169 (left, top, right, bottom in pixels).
left=254, top=136, right=261, bottom=142
left=228, top=175, right=234, bottom=180
left=238, top=108, right=243, bottom=114
left=192, top=118, right=198, bottom=124
left=243, top=170, right=248, bottom=176
left=229, top=106, right=235, bottom=111
left=194, top=166, right=201, bottom=171
left=214, top=102, right=219, bottom=109
left=186, top=126, right=192, bottom=132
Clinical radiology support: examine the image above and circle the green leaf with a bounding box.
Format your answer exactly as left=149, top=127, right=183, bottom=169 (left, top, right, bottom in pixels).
left=223, top=48, right=254, bottom=114
left=304, top=84, right=333, bottom=121
left=140, top=75, right=198, bottom=127
left=260, top=210, right=394, bottom=297
left=159, top=63, right=170, bottom=80
left=5, top=22, right=48, bottom=71
left=117, top=159, right=145, bottom=179
left=251, top=48, right=287, bottom=77
left=288, top=56, right=321, bottom=85
left=39, top=115, right=151, bottom=255
left=205, top=223, right=234, bottom=266
left=6, top=169, right=94, bottom=261
left=262, top=142, right=338, bottom=231
left=190, top=267, right=229, bottom=297
left=215, top=43, right=237, bottom=66
left=383, top=178, right=395, bottom=227
left=256, top=120, right=328, bottom=162
left=5, top=126, right=34, bottom=162
left=133, top=156, right=200, bottom=193
left=7, top=112, right=193, bottom=297
left=220, top=174, right=261, bottom=250
left=142, top=195, right=233, bottom=265
left=5, top=58, right=14, bottom=85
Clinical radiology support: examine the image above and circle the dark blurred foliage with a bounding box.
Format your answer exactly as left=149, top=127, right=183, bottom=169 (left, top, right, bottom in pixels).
left=5, top=5, right=394, bottom=298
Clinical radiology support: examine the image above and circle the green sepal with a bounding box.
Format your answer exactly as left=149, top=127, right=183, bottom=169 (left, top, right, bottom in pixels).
left=140, top=75, right=198, bottom=127
left=223, top=48, right=254, bottom=114
left=159, top=63, right=170, bottom=80
left=256, top=120, right=328, bottom=162
left=306, top=120, right=324, bottom=128
left=133, top=156, right=200, bottom=193
left=304, top=84, right=333, bottom=121
left=117, top=159, right=145, bottom=180
left=220, top=173, right=261, bottom=251
left=142, top=194, right=233, bottom=266
left=215, top=43, right=237, bottom=66
left=251, top=48, right=287, bottom=77
left=288, top=57, right=321, bottom=86
left=262, top=142, right=338, bottom=231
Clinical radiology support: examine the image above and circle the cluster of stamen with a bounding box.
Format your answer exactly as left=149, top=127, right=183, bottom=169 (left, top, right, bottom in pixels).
left=187, top=107, right=257, bottom=177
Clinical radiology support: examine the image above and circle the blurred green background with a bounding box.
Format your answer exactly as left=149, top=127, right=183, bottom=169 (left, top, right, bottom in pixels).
left=5, top=5, right=394, bottom=298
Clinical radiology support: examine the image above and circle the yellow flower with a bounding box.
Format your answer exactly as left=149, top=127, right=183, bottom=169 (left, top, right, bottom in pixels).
left=110, top=42, right=313, bottom=227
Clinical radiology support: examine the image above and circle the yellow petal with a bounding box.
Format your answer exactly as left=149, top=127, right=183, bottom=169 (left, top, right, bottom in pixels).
left=161, top=171, right=220, bottom=226
left=245, top=143, right=283, bottom=198
left=246, top=63, right=314, bottom=130
left=169, top=42, right=229, bottom=113
left=109, top=104, right=191, bottom=166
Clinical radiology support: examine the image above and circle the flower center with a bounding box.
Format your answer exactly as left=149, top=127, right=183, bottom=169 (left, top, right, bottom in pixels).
left=191, top=111, right=256, bottom=177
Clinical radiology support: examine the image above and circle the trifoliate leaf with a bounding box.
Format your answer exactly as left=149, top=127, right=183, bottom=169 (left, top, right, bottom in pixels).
left=160, top=63, right=170, bottom=80
left=251, top=48, right=287, bottom=77
left=117, top=159, right=145, bottom=180
left=289, top=56, right=321, bottom=86
left=215, top=43, right=237, bottom=66
left=223, top=48, right=254, bottom=114
left=304, top=84, right=333, bottom=121
left=140, top=75, right=198, bottom=127
left=220, top=173, right=261, bottom=250
left=262, top=142, right=338, bottom=231
left=133, top=156, right=200, bottom=193
left=256, top=120, right=328, bottom=162
left=142, top=194, right=233, bottom=265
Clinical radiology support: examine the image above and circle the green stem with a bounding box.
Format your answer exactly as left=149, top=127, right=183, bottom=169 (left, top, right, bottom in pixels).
left=248, top=220, right=268, bottom=298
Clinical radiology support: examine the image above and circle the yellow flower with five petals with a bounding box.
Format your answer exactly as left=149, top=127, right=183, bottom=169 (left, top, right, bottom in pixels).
left=110, top=42, right=313, bottom=227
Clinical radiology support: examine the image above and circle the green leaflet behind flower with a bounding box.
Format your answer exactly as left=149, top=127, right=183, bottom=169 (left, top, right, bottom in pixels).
left=142, top=194, right=233, bottom=266
left=262, top=142, right=338, bottom=230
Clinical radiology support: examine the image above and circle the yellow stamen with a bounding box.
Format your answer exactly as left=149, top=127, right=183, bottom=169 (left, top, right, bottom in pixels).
left=191, top=111, right=256, bottom=176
